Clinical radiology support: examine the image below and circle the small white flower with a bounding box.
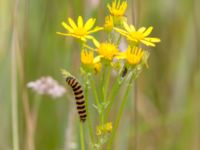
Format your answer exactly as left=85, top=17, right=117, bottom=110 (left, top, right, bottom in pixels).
left=27, top=76, right=66, bottom=98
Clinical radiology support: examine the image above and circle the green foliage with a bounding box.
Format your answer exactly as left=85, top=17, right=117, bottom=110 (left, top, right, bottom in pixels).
left=0, top=0, right=200, bottom=150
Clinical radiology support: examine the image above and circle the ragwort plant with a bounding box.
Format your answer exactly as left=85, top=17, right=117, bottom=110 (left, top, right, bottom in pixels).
left=57, top=0, right=160, bottom=149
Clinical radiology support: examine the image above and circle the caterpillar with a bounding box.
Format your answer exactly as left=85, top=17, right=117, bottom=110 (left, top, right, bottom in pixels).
left=66, top=76, right=86, bottom=122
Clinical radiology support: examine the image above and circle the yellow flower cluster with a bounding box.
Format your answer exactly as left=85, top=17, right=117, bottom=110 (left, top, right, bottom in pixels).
left=96, top=122, right=113, bottom=136
left=57, top=0, right=160, bottom=74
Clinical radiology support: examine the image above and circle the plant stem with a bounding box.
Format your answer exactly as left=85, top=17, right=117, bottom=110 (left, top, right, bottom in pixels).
left=83, top=44, right=96, bottom=51
left=107, top=72, right=135, bottom=149
left=100, top=65, right=109, bottom=125
left=11, top=33, right=20, bottom=150
left=134, top=81, right=138, bottom=150
left=105, top=75, right=123, bottom=120
left=116, top=35, right=122, bottom=45
left=32, top=95, right=42, bottom=125
left=11, top=0, right=20, bottom=148
left=90, top=77, right=104, bottom=124
left=90, top=78, right=101, bottom=107
left=80, top=123, right=85, bottom=150
left=101, top=65, right=107, bottom=103
left=84, top=79, right=95, bottom=144
left=103, top=66, right=111, bottom=102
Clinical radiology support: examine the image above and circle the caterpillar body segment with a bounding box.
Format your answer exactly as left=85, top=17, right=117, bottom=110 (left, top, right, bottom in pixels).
left=66, top=76, right=87, bottom=122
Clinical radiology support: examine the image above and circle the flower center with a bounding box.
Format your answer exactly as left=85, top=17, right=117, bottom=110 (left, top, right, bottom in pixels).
left=74, top=27, right=87, bottom=36
left=130, top=32, right=144, bottom=41
left=111, top=10, right=124, bottom=16
left=127, top=55, right=140, bottom=64
left=98, top=43, right=118, bottom=60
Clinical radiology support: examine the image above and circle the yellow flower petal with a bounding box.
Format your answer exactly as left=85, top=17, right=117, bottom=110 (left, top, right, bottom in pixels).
left=87, top=26, right=103, bottom=34
left=127, top=47, right=144, bottom=64
left=84, top=18, right=95, bottom=30
left=123, top=22, right=131, bottom=32
left=56, top=32, right=69, bottom=36
left=145, top=37, right=161, bottom=42
left=93, top=55, right=102, bottom=63
left=141, top=40, right=155, bottom=47
left=143, top=26, right=153, bottom=37
left=138, top=27, right=146, bottom=33
left=81, top=37, right=87, bottom=41
left=130, top=25, right=136, bottom=31
left=77, top=16, right=83, bottom=28
left=62, top=22, right=73, bottom=32
left=115, top=52, right=126, bottom=59
left=68, top=17, right=77, bottom=29
left=114, top=27, right=128, bottom=37
left=85, top=35, right=94, bottom=39
left=92, top=38, right=100, bottom=48
left=107, top=0, right=127, bottom=17
left=107, top=4, right=112, bottom=12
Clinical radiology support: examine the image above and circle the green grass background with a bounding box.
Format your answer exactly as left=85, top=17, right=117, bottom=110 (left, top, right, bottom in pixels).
left=0, top=0, right=200, bottom=149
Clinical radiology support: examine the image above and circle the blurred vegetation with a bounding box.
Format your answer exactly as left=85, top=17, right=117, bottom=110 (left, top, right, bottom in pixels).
left=0, top=0, right=200, bottom=150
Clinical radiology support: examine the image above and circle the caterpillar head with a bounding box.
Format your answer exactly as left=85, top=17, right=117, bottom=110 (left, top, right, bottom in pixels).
left=60, top=69, right=73, bottom=78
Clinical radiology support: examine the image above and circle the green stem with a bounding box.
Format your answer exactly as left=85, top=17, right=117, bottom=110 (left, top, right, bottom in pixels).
left=83, top=44, right=96, bottom=51
left=103, top=66, right=111, bottom=102
left=11, top=18, right=19, bottom=150
left=101, top=65, right=107, bottom=103
left=90, top=77, right=103, bottom=124
left=32, top=94, right=42, bottom=123
left=80, top=123, right=85, bottom=150
left=108, top=32, right=112, bottom=43
left=11, top=47, right=19, bottom=150
left=90, top=78, right=100, bottom=107
left=116, top=34, right=122, bottom=45
left=105, top=75, right=124, bottom=120
left=100, top=65, right=109, bottom=125
left=134, top=81, right=138, bottom=150
left=107, top=72, right=135, bottom=149
left=84, top=80, right=95, bottom=144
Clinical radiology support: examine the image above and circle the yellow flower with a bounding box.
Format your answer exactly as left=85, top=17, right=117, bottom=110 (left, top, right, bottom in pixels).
left=94, top=62, right=102, bottom=73
left=96, top=127, right=102, bottom=136
left=114, top=22, right=161, bottom=47
left=116, top=46, right=144, bottom=65
left=81, top=49, right=94, bottom=65
left=57, top=16, right=103, bottom=42
left=104, top=15, right=114, bottom=31
left=81, top=49, right=102, bottom=73
left=96, top=122, right=113, bottom=136
left=104, top=122, right=112, bottom=132
left=107, top=0, right=127, bottom=17
left=94, top=41, right=119, bottom=61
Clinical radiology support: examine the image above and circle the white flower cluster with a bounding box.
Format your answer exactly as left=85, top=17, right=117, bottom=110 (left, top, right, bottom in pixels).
left=27, top=76, right=66, bottom=98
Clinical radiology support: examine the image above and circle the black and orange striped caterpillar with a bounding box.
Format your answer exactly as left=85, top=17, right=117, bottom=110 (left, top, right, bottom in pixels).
left=66, top=76, right=87, bottom=122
